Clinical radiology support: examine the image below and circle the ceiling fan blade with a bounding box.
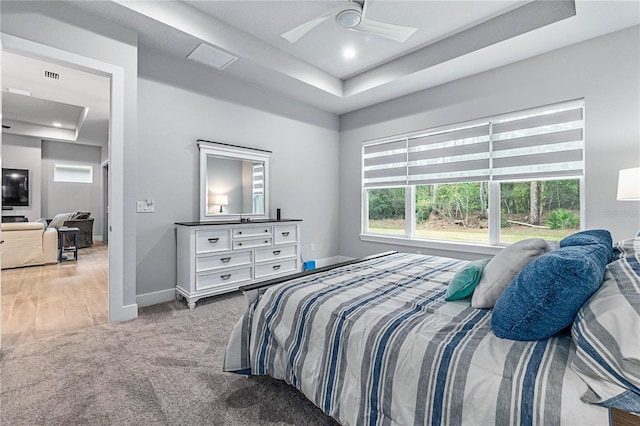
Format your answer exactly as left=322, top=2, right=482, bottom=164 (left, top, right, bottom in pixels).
left=354, top=18, right=417, bottom=42
left=282, top=14, right=332, bottom=43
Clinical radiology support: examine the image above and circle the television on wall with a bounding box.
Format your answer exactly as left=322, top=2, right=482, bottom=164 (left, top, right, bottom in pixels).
left=2, top=168, right=29, bottom=207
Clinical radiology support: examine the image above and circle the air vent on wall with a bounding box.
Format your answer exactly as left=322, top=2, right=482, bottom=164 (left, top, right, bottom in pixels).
left=42, top=69, right=61, bottom=80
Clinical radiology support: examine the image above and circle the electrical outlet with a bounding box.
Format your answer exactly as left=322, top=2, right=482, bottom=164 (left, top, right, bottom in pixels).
left=137, top=199, right=154, bottom=213
left=417, top=250, right=423, bottom=254
left=310, top=243, right=316, bottom=251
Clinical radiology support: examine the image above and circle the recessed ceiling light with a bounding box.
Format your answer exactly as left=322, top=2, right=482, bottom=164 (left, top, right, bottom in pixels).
left=343, top=47, right=357, bottom=60
left=52, top=122, right=62, bottom=128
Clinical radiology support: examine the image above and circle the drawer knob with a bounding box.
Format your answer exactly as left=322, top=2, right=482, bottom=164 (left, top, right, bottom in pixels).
left=282, top=232, right=290, bottom=236
left=221, top=274, right=231, bottom=280
left=264, top=229, right=268, bottom=232
left=220, top=257, right=231, bottom=263
left=273, top=250, right=281, bottom=255
left=264, top=240, right=269, bottom=243
left=238, top=243, right=242, bottom=246
left=272, top=265, right=281, bottom=270
left=238, top=231, right=242, bottom=235
left=208, top=237, right=219, bottom=243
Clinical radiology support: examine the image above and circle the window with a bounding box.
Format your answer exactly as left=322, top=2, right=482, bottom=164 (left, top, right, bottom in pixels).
left=366, top=187, right=406, bottom=235
left=362, top=100, right=584, bottom=247
left=54, top=164, right=93, bottom=183
left=415, top=182, right=489, bottom=243
left=500, top=179, right=580, bottom=243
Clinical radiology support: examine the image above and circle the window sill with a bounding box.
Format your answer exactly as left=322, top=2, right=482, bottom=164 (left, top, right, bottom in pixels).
left=359, top=233, right=504, bottom=256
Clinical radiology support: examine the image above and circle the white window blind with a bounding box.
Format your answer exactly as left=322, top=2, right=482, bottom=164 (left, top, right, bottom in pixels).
left=363, top=138, right=408, bottom=187
left=363, top=101, right=584, bottom=187
left=491, top=105, right=584, bottom=181
left=407, top=124, right=490, bottom=185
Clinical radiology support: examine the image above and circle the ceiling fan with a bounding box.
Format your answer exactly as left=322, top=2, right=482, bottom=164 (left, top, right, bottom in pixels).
left=281, top=0, right=418, bottom=44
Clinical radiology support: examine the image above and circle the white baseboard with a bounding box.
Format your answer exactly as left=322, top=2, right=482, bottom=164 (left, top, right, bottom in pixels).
left=121, top=303, right=138, bottom=321
left=136, top=288, right=176, bottom=307
left=93, top=235, right=104, bottom=242
left=314, top=255, right=354, bottom=268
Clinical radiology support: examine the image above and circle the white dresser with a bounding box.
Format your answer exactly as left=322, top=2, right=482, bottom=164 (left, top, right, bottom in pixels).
left=175, top=220, right=301, bottom=308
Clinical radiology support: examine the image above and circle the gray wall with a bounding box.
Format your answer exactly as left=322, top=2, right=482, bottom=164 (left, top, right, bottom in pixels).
left=41, top=141, right=103, bottom=240
left=135, top=56, right=340, bottom=298
left=1, top=135, right=42, bottom=221
left=339, top=26, right=640, bottom=259
left=2, top=1, right=139, bottom=310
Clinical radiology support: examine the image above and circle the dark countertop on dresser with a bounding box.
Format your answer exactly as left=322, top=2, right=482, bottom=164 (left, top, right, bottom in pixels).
left=175, top=219, right=302, bottom=226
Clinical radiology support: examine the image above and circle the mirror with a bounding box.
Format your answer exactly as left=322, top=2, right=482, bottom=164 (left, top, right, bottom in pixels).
left=198, top=140, right=270, bottom=221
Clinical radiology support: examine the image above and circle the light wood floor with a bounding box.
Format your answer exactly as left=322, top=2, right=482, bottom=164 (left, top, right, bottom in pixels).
left=1, top=242, right=108, bottom=348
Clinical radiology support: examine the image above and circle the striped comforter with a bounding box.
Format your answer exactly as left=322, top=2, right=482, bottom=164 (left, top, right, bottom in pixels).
left=224, top=252, right=609, bottom=425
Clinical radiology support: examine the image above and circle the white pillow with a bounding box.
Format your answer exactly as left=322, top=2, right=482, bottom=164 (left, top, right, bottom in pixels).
left=49, top=212, right=76, bottom=229
left=471, top=238, right=557, bottom=309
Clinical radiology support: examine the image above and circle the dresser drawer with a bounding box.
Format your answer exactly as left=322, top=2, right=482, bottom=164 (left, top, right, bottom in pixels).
left=196, top=251, right=252, bottom=272
left=255, top=245, right=297, bottom=263
left=274, top=225, right=297, bottom=245
left=196, top=229, right=231, bottom=253
left=233, top=237, right=272, bottom=250
left=196, top=267, right=252, bottom=291
left=255, top=258, right=298, bottom=279
left=233, top=226, right=272, bottom=238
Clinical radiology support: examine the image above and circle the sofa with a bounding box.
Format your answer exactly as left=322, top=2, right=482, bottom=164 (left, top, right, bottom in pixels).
left=47, top=213, right=94, bottom=249
left=1, top=222, right=58, bottom=269
left=48, top=218, right=94, bottom=248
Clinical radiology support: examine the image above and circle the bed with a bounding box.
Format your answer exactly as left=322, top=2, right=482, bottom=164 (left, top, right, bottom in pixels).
left=224, top=235, right=640, bottom=425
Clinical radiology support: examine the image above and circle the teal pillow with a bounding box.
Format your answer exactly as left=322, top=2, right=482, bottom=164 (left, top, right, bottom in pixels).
left=445, top=258, right=491, bottom=301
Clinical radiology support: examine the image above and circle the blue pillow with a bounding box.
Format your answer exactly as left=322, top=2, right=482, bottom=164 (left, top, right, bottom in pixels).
left=445, top=258, right=490, bottom=301
left=560, top=229, right=613, bottom=262
left=491, top=242, right=609, bottom=341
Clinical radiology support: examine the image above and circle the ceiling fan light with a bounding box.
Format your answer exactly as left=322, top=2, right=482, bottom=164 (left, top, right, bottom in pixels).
left=336, top=9, right=362, bottom=28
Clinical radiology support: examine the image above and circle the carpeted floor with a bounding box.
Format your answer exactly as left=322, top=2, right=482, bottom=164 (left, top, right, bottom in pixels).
left=0, top=292, right=339, bottom=425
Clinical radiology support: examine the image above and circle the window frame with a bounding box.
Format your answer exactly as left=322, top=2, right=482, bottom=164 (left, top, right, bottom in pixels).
left=53, top=163, right=94, bottom=184
left=360, top=100, right=585, bottom=253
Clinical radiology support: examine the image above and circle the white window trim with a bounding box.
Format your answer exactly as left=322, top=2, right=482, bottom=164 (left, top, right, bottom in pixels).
left=53, top=163, right=94, bottom=183
left=360, top=178, right=584, bottom=255
left=360, top=233, right=504, bottom=255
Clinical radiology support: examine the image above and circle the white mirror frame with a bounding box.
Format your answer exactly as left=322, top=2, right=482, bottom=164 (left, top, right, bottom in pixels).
left=198, top=140, right=270, bottom=222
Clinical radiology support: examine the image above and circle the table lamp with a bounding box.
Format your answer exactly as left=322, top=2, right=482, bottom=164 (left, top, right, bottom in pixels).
left=617, top=167, right=640, bottom=236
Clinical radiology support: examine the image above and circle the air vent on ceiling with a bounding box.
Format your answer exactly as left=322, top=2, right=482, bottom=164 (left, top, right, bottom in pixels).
left=187, top=43, right=237, bottom=71
left=42, top=69, right=61, bottom=80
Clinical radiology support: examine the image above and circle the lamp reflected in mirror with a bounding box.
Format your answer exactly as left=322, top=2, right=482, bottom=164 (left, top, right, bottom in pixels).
left=214, top=194, right=228, bottom=213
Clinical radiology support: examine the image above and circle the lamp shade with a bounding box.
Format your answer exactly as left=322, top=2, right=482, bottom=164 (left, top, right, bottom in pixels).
left=617, top=167, right=640, bottom=201
left=214, top=194, right=228, bottom=205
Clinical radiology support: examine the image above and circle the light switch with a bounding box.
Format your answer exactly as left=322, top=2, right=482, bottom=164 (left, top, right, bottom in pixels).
left=137, top=199, right=154, bottom=213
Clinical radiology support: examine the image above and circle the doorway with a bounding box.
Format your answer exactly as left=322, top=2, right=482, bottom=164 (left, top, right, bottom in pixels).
left=1, top=52, right=110, bottom=346
left=0, top=33, right=128, bottom=348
